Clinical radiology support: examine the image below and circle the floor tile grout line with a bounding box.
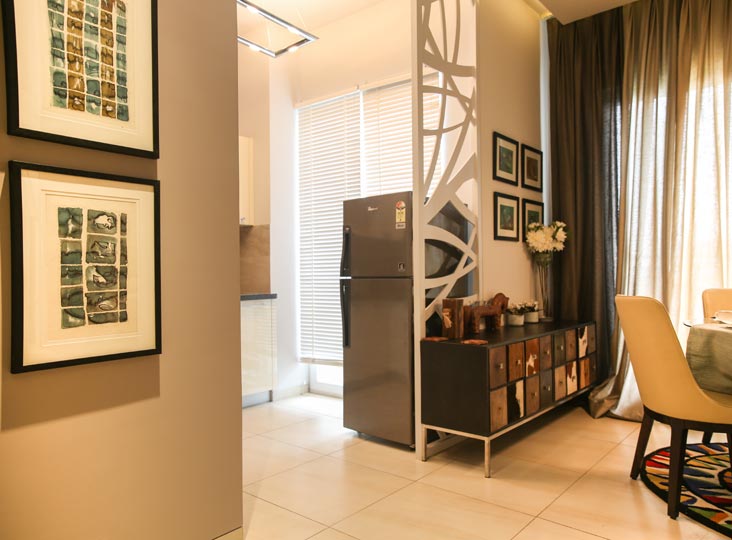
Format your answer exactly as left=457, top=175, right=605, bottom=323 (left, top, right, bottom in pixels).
left=243, top=490, right=334, bottom=530
left=329, top=478, right=419, bottom=532
left=242, top=451, right=324, bottom=488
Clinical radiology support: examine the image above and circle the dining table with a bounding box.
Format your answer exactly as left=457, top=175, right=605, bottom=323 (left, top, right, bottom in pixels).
left=686, top=321, right=732, bottom=394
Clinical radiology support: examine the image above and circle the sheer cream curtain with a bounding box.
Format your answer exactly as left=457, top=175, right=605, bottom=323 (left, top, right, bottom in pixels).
left=611, top=0, right=732, bottom=419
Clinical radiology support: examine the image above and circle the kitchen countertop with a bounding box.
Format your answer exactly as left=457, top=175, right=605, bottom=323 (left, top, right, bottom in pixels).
left=240, top=293, right=277, bottom=301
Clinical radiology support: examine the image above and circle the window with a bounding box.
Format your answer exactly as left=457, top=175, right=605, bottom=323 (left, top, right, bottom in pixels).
left=297, top=76, right=442, bottom=365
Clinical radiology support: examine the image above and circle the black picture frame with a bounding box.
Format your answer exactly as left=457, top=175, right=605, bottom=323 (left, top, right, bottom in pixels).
left=522, top=199, right=544, bottom=242
left=492, top=132, right=519, bottom=186
left=9, top=161, right=161, bottom=373
left=1, top=0, right=160, bottom=158
left=521, top=144, right=543, bottom=192
left=493, top=191, right=520, bottom=242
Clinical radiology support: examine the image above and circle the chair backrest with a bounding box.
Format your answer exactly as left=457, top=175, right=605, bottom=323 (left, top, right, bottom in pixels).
left=702, top=288, right=732, bottom=318
left=615, top=295, right=712, bottom=418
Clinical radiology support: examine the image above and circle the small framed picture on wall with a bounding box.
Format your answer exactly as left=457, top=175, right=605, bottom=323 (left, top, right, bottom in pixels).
left=522, top=199, right=544, bottom=242
left=493, top=192, right=520, bottom=241
left=521, top=144, right=543, bottom=192
left=493, top=132, right=519, bottom=185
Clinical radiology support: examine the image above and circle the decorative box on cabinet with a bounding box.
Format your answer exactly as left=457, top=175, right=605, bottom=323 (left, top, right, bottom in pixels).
left=421, top=321, right=597, bottom=477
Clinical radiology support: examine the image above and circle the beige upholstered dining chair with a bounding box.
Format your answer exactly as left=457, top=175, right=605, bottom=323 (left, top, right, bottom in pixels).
left=700, top=289, right=732, bottom=444
left=702, top=288, right=732, bottom=319
left=615, top=295, right=732, bottom=519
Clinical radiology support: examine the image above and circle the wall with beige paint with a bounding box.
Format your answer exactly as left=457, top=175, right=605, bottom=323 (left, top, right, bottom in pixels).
left=0, top=0, right=243, bottom=538
left=478, top=0, right=542, bottom=305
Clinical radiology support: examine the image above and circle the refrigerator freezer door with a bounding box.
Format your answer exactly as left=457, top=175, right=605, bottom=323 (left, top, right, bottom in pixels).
left=343, top=191, right=412, bottom=278
left=343, top=277, right=414, bottom=445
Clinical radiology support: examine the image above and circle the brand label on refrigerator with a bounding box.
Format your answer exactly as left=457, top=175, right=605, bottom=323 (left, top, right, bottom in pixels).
left=395, top=200, right=406, bottom=229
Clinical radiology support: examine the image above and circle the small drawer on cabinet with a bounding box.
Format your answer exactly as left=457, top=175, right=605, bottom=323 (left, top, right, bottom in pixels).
left=489, top=347, right=507, bottom=388
left=565, top=329, right=577, bottom=362
left=589, top=353, right=598, bottom=383
left=554, top=365, right=567, bottom=400
left=540, top=370, right=553, bottom=408
left=579, top=357, right=590, bottom=389
left=525, top=338, right=540, bottom=376
left=566, top=360, right=578, bottom=395
left=490, top=387, right=508, bottom=432
left=578, top=325, right=590, bottom=357
left=508, top=342, right=525, bottom=382
left=526, top=375, right=540, bottom=416
left=540, top=335, right=553, bottom=371
left=554, top=334, right=566, bottom=365
left=507, top=380, right=525, bottom=424
left=588, top=325, right=597, bottom=354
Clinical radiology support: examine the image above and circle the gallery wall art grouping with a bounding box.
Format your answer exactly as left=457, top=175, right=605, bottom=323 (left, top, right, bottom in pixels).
left=1, top=0, right=162, bottom=373
left=492, top=131, right=544, bottom=243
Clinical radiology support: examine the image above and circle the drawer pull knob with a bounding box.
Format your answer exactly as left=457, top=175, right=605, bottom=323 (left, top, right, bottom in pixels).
left=498, top=363, right=504, bottom=370
left=559, top=345, right=565, bottom=351
left=516, top=359, right=522, bottom=365
left=531, top=392, right=538, bottom=397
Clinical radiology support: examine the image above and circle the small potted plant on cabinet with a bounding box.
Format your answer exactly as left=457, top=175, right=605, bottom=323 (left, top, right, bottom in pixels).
left=524, top=300, right=539, bottom=323
left=506, top=302, right=529, bottom=326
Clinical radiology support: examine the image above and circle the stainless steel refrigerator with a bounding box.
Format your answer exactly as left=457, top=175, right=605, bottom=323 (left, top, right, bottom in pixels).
left=340, top=191, right=414, bottom=446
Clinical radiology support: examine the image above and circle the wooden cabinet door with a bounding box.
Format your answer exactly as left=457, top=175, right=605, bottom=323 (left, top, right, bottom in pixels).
left=566, top=360, right=578, bottom=395
left=490, top=387, right=508, bottom=432
left=507, top=380, right=525, bottom=424
left=579, top=357, right=590, bottom=389
left=565, top=329, right=577, bottom=362
left=554, top=365, right=567, bottom=400
left=540, top=369, right=553, bottom=408
left=508, top=342, right=525, bottom=382
left=526, top=375, right=540, bottom=415
left=589, top=353, right=597, bottom=383
left=553, top=333, right=566, bottom=365
left=489, top=347, right=507, bottom=388
left=525, top=338, right=540, bottom=376
left=540, top=335, right=553, bottom=370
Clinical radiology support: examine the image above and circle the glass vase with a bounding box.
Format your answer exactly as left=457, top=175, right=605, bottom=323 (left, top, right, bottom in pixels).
left=534, top=252, right=552, bottom=321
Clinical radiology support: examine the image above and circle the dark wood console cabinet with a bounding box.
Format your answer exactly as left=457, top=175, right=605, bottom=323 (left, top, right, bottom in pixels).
left=420, top=321, right=597, bottom=476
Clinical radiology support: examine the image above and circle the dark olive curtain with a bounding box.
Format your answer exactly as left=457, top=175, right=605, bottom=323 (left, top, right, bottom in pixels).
left=547, top=11, right=623, bottom=416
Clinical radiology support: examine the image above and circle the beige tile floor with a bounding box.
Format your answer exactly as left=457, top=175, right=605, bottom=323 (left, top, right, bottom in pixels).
left=242, top=394, right=727, bottom=540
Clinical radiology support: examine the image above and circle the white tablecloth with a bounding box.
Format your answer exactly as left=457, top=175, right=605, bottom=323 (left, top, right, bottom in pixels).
left=686, top=323, right=732, bottom=394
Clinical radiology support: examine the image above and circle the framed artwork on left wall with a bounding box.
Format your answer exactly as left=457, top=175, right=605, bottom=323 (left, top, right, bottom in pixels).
left=9, top=161, right=161, bottom=373
left=1, top=0, right=159, bottom=158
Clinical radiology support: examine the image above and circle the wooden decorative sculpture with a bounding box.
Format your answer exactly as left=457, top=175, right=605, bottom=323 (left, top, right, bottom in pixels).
left=465, top=293, right=509, bottom=334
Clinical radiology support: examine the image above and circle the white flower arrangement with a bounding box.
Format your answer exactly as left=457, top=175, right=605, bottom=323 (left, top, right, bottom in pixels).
left=506, top=300, right=538, bottom=315
left=526, top=221, right=568, bottom=254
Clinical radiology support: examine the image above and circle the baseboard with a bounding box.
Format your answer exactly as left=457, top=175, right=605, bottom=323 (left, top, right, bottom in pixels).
left=272, top=383, right=307, bottom=401
left=214, top=527, right=243, bottom=540
left=242, top=390, right=271, bottom=408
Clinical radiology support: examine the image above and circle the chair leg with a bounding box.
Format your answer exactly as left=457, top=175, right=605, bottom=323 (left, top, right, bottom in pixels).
left=702, top=431, right=713, bottom=445
left=631, top=412, right=654, bottom=480
left=667, top=423, right=688, bottom=519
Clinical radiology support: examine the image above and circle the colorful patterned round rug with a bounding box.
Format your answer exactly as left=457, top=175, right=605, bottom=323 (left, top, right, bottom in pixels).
left=641, top=442, right=732, bottom=537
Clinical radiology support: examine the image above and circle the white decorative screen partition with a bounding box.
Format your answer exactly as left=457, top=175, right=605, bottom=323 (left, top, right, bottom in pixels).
left=413, top=0, right=479, bottom=458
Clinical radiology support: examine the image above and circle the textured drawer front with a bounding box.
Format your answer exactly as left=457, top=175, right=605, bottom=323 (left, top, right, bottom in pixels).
left=589, top=353, right=598, bottom=383
left=554, top=365, right=567, bottom=400
left=566, top=360, right=578, bottom=395
left=578, top=326, right=590, bottom=357
left=579, top=357, right=590, bottom=389
left=526, top=375, right=540, bottom=416
left=540, top=335, right=553, bottom=371
left=588, top=324, right=597, bottom=354
left=490, top=387, right=508, bottom=432
left=540, top=369, right=553, bottom=408
left=525, top=338, right=540, bottom=376
left=565, top=329, right=577, bottom=362
left=553, top=333, right=566, bottom=365
left=508, top=342, right=525, bottom=382
left=507, top=380, right=525, bottom=424
left=489, top=347, right=507, bottom=388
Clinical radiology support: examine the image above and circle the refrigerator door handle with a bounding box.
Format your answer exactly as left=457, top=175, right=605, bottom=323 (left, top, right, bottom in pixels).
left=341, top=226, right=351, bottom=276
left=341, top=279, right=351, bottom=348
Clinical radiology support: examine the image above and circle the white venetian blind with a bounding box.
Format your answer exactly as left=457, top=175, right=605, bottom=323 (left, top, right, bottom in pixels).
left=298, top=92, right=361, bottom=362
left=362, top=74, right=442, bottom=196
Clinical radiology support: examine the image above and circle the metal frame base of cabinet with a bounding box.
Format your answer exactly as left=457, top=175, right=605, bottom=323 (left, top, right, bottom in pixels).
left=422, top=388, right=592, bottom=477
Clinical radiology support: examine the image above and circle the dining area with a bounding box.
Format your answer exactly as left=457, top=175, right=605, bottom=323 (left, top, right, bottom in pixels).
left=613, top=289, right=732, bottom=537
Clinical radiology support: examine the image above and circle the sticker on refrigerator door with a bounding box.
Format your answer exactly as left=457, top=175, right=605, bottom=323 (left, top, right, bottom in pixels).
left=396, top=200, right=406, bottom=229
